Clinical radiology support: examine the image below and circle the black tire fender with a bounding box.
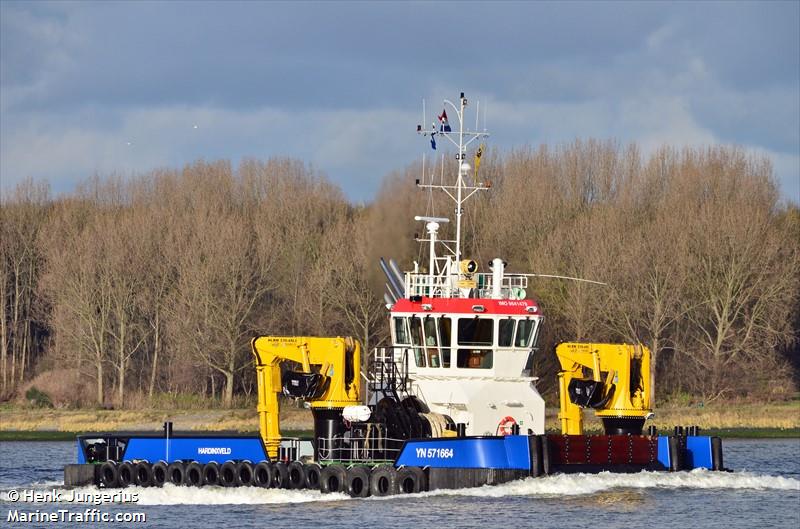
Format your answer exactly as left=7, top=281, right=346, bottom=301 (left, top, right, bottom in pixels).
left=219, top=460, right=239, bottom=487
left=117, top=461, right=135, bottom=488
left=253, top=461, right=273, bottom=488
left=133, top=461, right=153, bottom=487
left=151, top=461, right=168, bottom=487
left=202, top=462, right=220, bottom=486
left=345, top=466, right=370, bottom=498
left=237, top=460, right=255, bottom=486
left=320, top=465, right=347, bottom=494
left=167, top=462, right=185, bottom=486
left=99, top=461, right=119, bottom=488
left=287, top=461, right=305, bottom=489
left=369, top=465, right=398, bottom=497
left=185, top=462, right=204, bottom=486
left=271, top=461, right=289, bottom=489
left=303, top=463, right=322, bottom=490
left=396, top=466, right=423, bottom=494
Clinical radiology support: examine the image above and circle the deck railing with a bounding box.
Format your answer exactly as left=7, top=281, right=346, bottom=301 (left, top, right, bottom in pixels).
left=404, top=272, right=528, bottom=299
left=316, top=431, right=405, bottom=464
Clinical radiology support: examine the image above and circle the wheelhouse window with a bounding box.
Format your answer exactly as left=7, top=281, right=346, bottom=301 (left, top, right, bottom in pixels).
left=515, top=319, right=537, bottom=348
left=498, top=319, right=515, bottom=347
left=457, top=349, right=493, bottom=369
left=439, top=317, right=452, bottom=367
left=457, top=318, right=493, bottom=346
left=393, top=317, right=410, bottom=345
left=410, top=316, right=424, bottom=367
left=457, top=317, right=493, bottom=369
left=423, top=316, right=441, bottom=367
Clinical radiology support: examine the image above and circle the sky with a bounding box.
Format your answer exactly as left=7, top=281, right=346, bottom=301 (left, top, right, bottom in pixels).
left=1, top=1, right=799, bottom=203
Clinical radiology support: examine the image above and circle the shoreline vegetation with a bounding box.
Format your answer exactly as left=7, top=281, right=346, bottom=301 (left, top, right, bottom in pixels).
left=2, top=148, right=799, bottom=414
left=1, top=402, right=797, bottom=441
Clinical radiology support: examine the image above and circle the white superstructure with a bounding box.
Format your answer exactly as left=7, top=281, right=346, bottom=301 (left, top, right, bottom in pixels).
left=378, top=92, right=547, bottom=436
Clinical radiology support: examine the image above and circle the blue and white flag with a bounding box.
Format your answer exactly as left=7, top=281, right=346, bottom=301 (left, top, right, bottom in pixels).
left=430, top=131, right=437, bottom=150
left=438, top=109, right=451, bottom=132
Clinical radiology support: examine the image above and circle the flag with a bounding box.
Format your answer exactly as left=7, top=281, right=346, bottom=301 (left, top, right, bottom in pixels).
left=430, top=131, right=437, bottom=150
left=438, top=109, right=451, bottom=132
left=473, top=143, right=484, bottom=182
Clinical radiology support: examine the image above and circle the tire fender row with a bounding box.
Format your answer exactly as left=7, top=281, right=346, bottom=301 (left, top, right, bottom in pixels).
left=98, top=460, right=428, bottom=497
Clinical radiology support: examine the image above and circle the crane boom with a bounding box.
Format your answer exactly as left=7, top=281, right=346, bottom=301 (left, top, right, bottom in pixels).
left=250, top=336, right=361, bottom=459
left=556, top=342, right=652, bottom=436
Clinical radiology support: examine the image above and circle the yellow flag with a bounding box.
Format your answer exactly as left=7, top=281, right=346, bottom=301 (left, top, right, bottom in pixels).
left=473, top=143, right=484, bottom=183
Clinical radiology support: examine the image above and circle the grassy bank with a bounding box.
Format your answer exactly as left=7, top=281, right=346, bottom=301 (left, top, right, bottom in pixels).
left=1, top=401, right=797, bottom=440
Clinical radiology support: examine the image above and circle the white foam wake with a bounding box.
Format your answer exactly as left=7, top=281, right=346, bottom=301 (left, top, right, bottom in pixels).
left=424, top=469, right=800, bottom=499
left=133, top=483, right=349, bottom=505
left=2, top=470, right=796, bottom=505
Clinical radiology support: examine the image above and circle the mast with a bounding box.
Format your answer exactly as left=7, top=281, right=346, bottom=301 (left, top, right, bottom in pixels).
left=416, top=92, right=489, bottom=289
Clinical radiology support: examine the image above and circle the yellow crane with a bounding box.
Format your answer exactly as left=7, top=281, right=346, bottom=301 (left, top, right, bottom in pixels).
left=555, top=342, right=652, bottom=436
left=250, top=336, right=362, bottom=459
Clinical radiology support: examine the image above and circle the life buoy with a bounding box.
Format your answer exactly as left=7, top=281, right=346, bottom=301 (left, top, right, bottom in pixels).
left=497, top=416, right=517, bottom=436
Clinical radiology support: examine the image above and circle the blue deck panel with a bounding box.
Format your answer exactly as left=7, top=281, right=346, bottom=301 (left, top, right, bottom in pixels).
left=123, top=437, right=267, bottom=463
left=395, top=435, right=530, bottom=469
left=657, top=435, right=715, bottom=470
left=685, top=436, right=714, bottom=469
left=657, top=436, right=671, bottom=468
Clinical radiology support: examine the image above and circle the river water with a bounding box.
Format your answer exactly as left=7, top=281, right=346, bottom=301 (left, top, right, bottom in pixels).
left=1, top=439, right=798, bottom=528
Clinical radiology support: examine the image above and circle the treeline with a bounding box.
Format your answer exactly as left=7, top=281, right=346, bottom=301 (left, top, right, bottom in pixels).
left=1, top=142, right=798, bottom=408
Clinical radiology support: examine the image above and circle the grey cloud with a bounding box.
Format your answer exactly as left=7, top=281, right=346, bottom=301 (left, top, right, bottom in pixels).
left=1, top=1, right=797, bottom=202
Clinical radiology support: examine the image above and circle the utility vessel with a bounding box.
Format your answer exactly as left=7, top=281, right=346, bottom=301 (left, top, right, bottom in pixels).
left=65, top=93, right=725, bottom=496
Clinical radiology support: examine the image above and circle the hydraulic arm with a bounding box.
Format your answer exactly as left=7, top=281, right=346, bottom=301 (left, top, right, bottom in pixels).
left=250, top=336, right=361, bottom=459
left=556, top=342, right=652, bottom=436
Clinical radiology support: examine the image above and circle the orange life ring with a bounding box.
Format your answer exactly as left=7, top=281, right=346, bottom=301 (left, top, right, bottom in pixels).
left=497, top=416, right=517, bottom=436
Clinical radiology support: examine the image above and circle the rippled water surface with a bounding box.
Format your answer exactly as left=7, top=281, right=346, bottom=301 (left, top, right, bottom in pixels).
left=1, top=438, right=798, bottom=528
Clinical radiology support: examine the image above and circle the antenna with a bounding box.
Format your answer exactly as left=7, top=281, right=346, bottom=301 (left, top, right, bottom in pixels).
left=416, top=91, right=490, bottom=270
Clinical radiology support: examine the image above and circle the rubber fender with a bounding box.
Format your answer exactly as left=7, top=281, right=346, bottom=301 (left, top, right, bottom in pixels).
left=185, top=462, right=204, bottom=487
left=237, top=460, right=255, bottom=486
left=396, top=466, right=424, bottom=494
left=253, top=461, right=273, bottom=488
left=528, top=435, right=543, bottom=477
left=117, top=461, right=135, bottom=488
left=711, top=437, right=724, bottom=471
left=151, top=461, right=168, bottom=487
left=402, top=396, right=430, bottom=414
left=668, top=436, right=683, bottom=472
left=443, top=415, right=456, bottom=432
left=541, top=436, right=552, bottom=476
left=133, top=462, right=153, bottom=487
left=167, top=462, right=186, bottom=486
left=271, top=461, right=289, bottom=489
left=346, top=466, right=371, bottom=498
left=202, top=462, right=220, bottom=486
left=287, top=461, right=306, bottom=489
left=417, top=413, right=433, bottom=437
left=219, top=461, right=239, bottom=487
left=99, top=461, right=119, bottom=488
left=303, top=463, right=322, bottom=490
left=369, top=465, right=398, bottom=497
left=320, top=465, right=347, bottom=494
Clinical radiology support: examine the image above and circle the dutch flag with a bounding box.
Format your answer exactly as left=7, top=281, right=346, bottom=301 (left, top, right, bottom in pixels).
left=438, top=109, right=452, bottom=132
